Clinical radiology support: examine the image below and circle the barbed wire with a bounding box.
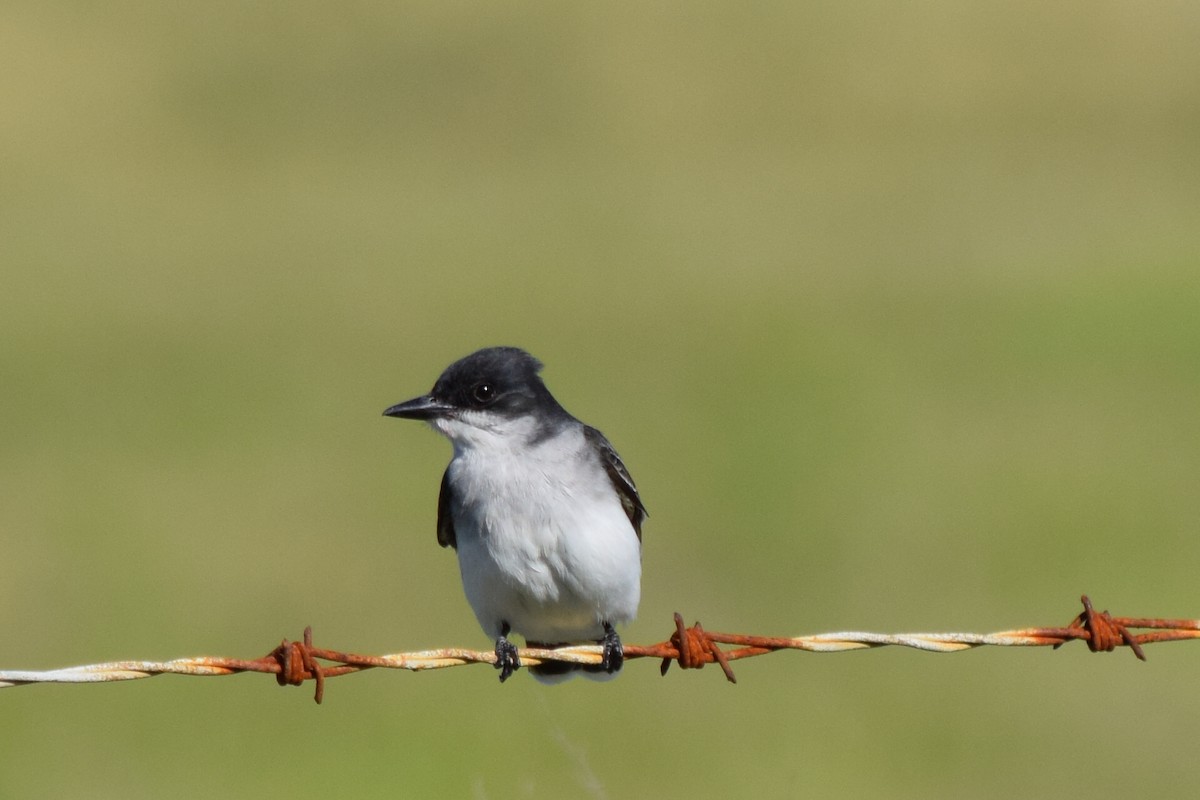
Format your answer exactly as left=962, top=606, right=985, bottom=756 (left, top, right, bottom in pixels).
left=2, top=596, right=1196, bottom=703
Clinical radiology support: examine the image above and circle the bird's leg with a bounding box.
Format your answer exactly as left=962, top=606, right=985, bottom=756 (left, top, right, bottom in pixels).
left=495, top=621, right=520, bottom=683
left=600, top=622, right=623, bottom=673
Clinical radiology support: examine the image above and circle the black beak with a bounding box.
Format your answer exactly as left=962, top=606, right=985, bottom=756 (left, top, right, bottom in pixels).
left=383, top=395, right=454, bottom=420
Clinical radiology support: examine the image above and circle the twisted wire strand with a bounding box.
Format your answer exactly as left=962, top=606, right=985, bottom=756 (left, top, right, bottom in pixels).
left=3, top=596, right=1197, bottom=701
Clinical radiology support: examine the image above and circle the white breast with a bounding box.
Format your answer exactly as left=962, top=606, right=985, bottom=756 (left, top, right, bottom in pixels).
left=444, top=422, right=641, bottom=644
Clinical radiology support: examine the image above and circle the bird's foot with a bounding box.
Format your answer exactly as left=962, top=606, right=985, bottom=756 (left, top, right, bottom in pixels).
left=495, top=623, right=520, bottom=683
left=600, top=622, right=623, bottom=673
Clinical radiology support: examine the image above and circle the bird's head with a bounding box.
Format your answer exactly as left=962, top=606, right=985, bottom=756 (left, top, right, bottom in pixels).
left=384, top=346, right=568, bottom=450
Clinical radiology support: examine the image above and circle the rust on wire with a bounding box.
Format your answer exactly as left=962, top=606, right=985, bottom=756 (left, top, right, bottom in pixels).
left=2, top=595, right=1198, bottom=704
left=1055, top=595, right=1147, bottom=660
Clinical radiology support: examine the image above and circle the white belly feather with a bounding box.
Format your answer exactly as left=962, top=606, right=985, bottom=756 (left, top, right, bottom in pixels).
left=446, top=426, right=641, bottom=644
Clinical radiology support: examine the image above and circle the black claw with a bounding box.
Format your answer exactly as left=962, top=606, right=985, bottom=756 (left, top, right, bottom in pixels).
left=600, top=622, right=623, bottom=673
left=495, top=622, right=520, bottom=683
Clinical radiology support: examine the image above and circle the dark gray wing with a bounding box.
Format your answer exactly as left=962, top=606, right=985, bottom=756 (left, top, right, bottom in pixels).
left=583, top=426, right=648, bottom=541
left=436, top=468, right=456, bottom=549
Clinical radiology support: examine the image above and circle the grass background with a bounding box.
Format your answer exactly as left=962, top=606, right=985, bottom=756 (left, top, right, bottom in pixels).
left=3, top=2, right=1199, bottom=797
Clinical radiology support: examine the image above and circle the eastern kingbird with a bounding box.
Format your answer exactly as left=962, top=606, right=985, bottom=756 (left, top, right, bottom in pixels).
left=384, top=347, right=647, bottom=683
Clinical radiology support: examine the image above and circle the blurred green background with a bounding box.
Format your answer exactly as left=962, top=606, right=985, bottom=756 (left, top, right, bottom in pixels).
left=3, top=2, right=1199, bottom=797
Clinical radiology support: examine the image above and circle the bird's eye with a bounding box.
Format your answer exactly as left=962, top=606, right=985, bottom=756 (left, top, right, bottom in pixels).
left=472, top=383, right=494, bottom=403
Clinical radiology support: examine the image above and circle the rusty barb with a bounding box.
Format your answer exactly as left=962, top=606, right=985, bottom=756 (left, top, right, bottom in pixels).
left=2, top=595, right=1198, bottom=704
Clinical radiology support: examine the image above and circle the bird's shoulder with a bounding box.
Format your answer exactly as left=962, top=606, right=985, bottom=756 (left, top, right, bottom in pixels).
left=582, top=425, right=648, bottom=540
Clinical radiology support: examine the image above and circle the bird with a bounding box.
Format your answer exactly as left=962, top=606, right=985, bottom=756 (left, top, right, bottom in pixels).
left=383, top=346, right=647, bottom=683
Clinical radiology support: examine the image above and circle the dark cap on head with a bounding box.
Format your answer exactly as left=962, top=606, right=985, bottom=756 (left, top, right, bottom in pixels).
left=384, top=347, right=568, bottom=421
